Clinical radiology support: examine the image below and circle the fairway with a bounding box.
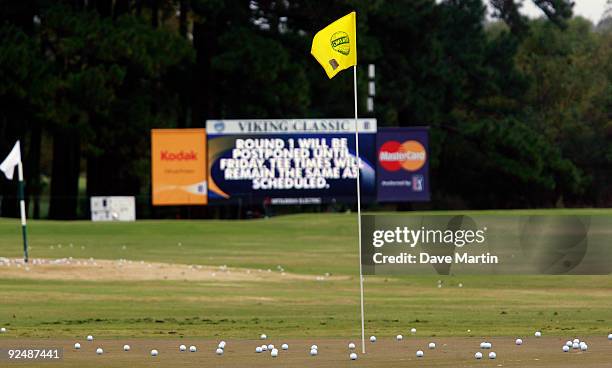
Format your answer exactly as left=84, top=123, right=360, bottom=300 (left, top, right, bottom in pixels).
left=1, top=210, right=612, bottom=366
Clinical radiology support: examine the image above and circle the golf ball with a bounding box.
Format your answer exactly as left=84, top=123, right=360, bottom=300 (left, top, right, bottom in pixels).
left=535, top=331, right=542, bottom=337
left=271, top=348, right=278, bottom=357
left=489, top=351, right=496, bottom=359
left=179, top=344, right=186, bottom=352
left=256, top=347, right=262, bottom=353
left=573, top=338, right=580, bottom=344
left=563, top=345, right=570, bottom=352
left=260, top=334, right=267, bottom=340
left=218, top=341, right=226, bottom=349
left=608, top=333, right=612, bottom=340
left=416, top=350, right=424, bottom=358
left=515, top=338, right=523, bottom=345
left=189, top=345, right=197, bottom=352
left=261, top=345, right=268, bottom=352
left=310, top=348, right=318, bottom=356
left=370, top=335, right=376, bottom=343
left=411, top=328, right=417, bottom=334
left=396, top=334, right=403, bottom=341
left=267, top=344, right=274, bottom=350
left=216, top=348, right=224, bottom=355
left=428, top=342, right=436, bottom=349
left=281, top=343, right=289, bottom=350
left=123, top=344, right=130, bottom=352
left=311, top=344, right=318, bottom=351
left=580, top=343, right=588, bottom=351
left=0, top=328, right=6, bottom=333
left=475, top=352, right=483, bottom=359
left=74, top=343, right=81, bottom=350
left=151, top=349, right=158, bottom=357
left=565, top=341, right=573, bottom=347
left=572, top=342, right=580, bottom=349
left=350, top=352, right=357, bottom=360
left=87, top=335, right=94, bottom=342
left=348, top=342, right=356, bottom=350
left=96, top=348, right=103, bottom=355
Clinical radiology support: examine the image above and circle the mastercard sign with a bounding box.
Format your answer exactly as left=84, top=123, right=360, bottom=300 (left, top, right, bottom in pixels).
left=378, top=140, right=427, bottom=172
left=376, top=128, right=430, bottom=202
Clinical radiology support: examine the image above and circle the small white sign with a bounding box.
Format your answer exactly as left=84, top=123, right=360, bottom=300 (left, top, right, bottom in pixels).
left=90, top=196, right=136, bottom=222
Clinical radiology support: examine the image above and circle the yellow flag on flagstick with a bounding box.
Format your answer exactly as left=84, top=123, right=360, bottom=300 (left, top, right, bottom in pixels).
left=311, top=12, right=357, bottom=79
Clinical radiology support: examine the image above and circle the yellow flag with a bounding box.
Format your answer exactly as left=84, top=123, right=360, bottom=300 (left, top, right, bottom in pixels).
left=311, top=12, right=357, bottom=79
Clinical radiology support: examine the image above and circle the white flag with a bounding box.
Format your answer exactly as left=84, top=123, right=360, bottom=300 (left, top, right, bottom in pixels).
left=0, top=141, right=21, bottom=180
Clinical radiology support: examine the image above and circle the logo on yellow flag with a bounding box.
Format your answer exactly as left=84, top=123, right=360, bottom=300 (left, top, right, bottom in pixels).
left=311, top=12, right=357, bottom=78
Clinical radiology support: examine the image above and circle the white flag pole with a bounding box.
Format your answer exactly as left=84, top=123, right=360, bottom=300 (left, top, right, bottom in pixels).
left=17, top=161, right=29, bottom=263
left=353, top=65, right=366, bottom=354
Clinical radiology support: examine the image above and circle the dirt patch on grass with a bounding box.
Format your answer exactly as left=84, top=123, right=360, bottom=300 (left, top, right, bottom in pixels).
left=0, top=258, right=346, bottom=283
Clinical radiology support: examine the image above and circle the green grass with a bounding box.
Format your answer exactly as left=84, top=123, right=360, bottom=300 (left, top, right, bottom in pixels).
left=0, top=210, right=611, bottom=339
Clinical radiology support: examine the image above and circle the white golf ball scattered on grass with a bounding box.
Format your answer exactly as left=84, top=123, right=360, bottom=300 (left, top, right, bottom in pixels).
left=428, top=342, right=436, bottom=349
left=310, top=349, right=318, bottom=356
left=123, top=344, right=130, bottom=352
left=489, top=351, right=496, bottom=359
left=573, top=338, right=580, bottom=344
left=310, top=344, right=318, bottom=351
left=348, top=342, right=356, bottom=350
left=218, top=341, right=226, bottom=349
left=515, top=338, right=523, bottom=345
left=416, top=350, right=424, bottom=358
left=271, top=348, right=278, bottom=357
left=74, top=343, right=81, bottom=350
left=255, top=346, right=262, bottom=353
left=350, top=352, right=357, bottom=360
left=267, top=344, right=274, bottom=350
left=475, top=352, right=482, bottom=359
left=216, top=348, right=224, bottom=355
left=151, top=349, right=158, bottom=357
left=281, top=343, right=289, bottom=350
left=179, top=345, right=186, bottom=352
left=572, top=342, right=580, bottom=349
left=370, top=335, right=376, bottom=343
left=87, top=335, right=94, bottom=342
left=261, top=345, right=268, bottom=352
left=565, top=341, right=573, bottom=347
left=608, top=333, right=612, bottom=340
left=0, top=327, right=6, bottom=333
left=580, top=343, right=588, bottom=352
left=535, top=331, right=542, bottom=337
left=260, top=334, right=267, bottom=340
left=96, top=348, right=103, bottom=355
left=189, top=345, right=197, bottom=353
left=410, top=328, right=417, bottom=334
left=563, top=345, right=570, bottom=352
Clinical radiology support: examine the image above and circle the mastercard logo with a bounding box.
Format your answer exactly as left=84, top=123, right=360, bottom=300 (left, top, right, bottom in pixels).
left=378, top=140, right=427, bottom=172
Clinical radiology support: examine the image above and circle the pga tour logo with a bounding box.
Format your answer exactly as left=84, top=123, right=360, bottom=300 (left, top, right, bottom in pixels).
left=378, top=140, right=427, bottom=172
left=412, top=175, right=424, bottom=192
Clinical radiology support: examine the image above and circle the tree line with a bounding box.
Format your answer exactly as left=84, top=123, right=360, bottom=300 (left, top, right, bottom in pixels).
left=0, top=0, right=610, bottom=219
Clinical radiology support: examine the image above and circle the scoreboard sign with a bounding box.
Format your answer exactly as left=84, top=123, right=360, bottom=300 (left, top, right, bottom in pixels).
left=206, top=119, right=377, bottom=204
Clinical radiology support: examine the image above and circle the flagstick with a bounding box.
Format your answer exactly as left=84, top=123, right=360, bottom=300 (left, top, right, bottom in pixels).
left=17, top=162, right=29, bottom=263
left=353, top=65, right=366, bottom=354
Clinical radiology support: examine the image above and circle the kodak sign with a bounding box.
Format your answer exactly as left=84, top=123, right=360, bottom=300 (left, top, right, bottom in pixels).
left=151, top=129, right=208, bottom=205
